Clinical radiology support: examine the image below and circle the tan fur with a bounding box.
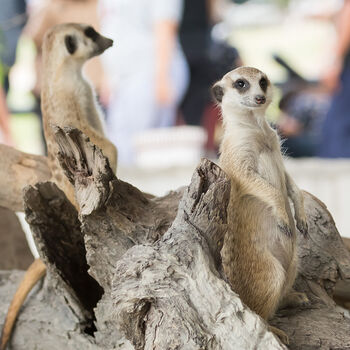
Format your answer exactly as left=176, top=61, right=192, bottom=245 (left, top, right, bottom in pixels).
left=215, top=67, right=308, bottom=344
left=1, top=24, right=116, bottom=350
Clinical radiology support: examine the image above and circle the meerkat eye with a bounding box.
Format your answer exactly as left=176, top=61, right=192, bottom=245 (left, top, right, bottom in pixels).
left=259, top=77, right=268, bottom=92
left=236, top=80, right=245, bottom=88
left=84, top=26, right=99, bottom=41
left=234, top=79, right=249, bottom=91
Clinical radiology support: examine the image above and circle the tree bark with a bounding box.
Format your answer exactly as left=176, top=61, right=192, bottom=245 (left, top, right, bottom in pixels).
left=0, top=145, right=51, bottom=212
left=1, top=127, right=350, bottom=349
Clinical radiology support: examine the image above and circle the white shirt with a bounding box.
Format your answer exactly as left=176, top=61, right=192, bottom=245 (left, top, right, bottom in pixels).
left=99, top=0, right=184, bottom=83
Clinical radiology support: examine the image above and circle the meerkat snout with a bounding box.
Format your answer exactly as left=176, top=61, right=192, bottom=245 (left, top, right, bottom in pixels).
left=212, top=66, right=273, bottom=111
left=255, top=95, right=266, bottom=104
left=93, top=34, right=113, bottom=55
left=84, top=25, right=113, bottom=51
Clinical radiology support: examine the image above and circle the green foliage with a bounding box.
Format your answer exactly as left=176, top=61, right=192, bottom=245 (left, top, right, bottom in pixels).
left=0, top=64, right=3, bottom=85
left=233, top=0, right=290, bottom=7
left=273, top=0, right=290, bottom=8
left=0, top=28, right=5, bottom=84
left=233, top=0, right=250, bottom=4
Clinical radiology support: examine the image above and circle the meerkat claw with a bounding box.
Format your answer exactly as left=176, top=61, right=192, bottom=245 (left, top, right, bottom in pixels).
left=295, top=292, right=310, bottom=306
left=297, top=220, right=308, bottom=238
left=280, top=291, right=310, bottom=309
left=268, top=325, right=289, bottom=345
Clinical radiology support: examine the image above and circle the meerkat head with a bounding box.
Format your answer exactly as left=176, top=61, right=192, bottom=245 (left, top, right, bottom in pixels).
left=212, top=67, right=273, bottom=114
left=43, top=23, right=113, bottom=65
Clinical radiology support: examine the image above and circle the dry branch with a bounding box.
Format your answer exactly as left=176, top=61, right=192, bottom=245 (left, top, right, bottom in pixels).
left=0, top=145, right=51, bottom=212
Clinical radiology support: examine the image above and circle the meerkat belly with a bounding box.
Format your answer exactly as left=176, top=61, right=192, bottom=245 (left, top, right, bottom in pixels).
left=257, top=151, right=285, bottom=191
left=223, top=201, right=289, bottom=318
left=230, top=187, right=295, bottom=271
left=237, top=174, right=296, bottom=278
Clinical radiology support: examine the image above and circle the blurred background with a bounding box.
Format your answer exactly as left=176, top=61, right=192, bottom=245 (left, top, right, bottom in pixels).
left=1, top=0, right=350, bottom=239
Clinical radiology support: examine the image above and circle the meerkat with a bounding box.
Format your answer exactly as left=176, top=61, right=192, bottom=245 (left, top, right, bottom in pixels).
left=1, top=23, right=116, bottom=350
left=42, top=23, right=117, bottom=205
left=212, top=67, right=308, bottom=344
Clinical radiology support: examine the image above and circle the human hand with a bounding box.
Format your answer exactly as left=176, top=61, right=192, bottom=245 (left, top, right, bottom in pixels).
left=1, top=130, right=14, bottom=147
left=155, top=75, right=174, bottom=106
left=99, top=78, right=111, bottom=107
left=322, top=60, right=343, bottom=92
left=278, top=114, right=302, bottom=137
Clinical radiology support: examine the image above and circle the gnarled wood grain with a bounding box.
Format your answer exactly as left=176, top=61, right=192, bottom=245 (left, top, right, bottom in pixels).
left=1, top=127, right=350, bottom=350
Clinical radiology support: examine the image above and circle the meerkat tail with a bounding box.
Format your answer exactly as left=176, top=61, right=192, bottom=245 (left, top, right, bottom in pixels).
left=0, top=259, right=46, bottom=350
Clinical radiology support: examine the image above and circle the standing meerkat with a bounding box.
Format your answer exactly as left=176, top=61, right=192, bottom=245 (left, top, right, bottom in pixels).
left=212, top=67, right=308, bottom=344
left=1, top=23, right=116, bottom=350
left=42, top=23, right=117, bottom=205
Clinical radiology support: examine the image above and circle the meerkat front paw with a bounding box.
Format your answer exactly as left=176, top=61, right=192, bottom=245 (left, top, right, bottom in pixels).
left=296, top=218, right=308, bottom=238
left=280, top=291, right=310, bottom=309
left=290, top=292, right=309, bottom=307
left=276, top=208, right=293, bottom=237
left=268, top=325, right=289, bottom=345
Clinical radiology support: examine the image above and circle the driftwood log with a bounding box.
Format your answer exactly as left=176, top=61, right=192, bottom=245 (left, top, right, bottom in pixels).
left=0, top=145, right=51, bottom=212
left=0, top=127, right=350, bottom=349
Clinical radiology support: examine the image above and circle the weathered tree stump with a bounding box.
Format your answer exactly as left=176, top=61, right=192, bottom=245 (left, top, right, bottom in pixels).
left=0, top=127, right=350, bottom=349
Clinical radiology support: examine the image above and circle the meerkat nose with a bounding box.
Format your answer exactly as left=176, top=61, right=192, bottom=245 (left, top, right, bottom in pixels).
left=106, top=38, right=113, bottom=47
left=255, top=95, right=266, bottom=104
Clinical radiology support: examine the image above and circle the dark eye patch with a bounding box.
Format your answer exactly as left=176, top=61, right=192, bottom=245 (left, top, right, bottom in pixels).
left=84, top=26, right=99, bottom=42
left=64, top=35, right=77, bottom=54
left=259, top=77, right=268, bottom=92
left=233, top=78, right=250, bottom=93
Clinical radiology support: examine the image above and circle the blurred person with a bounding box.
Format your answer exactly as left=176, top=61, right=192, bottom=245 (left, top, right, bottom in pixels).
left=0, top=0, right=27, bottom=94
left=319, top=0, right=350, bottom=158
left=272, top=55, right=330, bottom=158
left=179, top=0, right=215, bottom=127
left=99, top=0, right=189, bottom=165
left=24, top=0, right=108, bottom=151
left=179, top=0, right=241, bottom=127
left=278, top=91, right=330, bottom=157
left=0, top=84, right=13, bottom=145
left=0, top=0, right=25, bottom=146
left=25, top=0, right=106, bottom=99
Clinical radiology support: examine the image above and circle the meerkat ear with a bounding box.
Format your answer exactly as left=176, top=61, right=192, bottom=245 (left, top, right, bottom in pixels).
left=212, top=83, right=224, bottom=103
left=64, top=35, right=77, bottom=55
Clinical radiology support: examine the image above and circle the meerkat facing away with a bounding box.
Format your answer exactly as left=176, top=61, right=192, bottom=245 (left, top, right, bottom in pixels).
left=0, top=24, right=116, bottom=350
left=212, top=67, right=308, bottom=344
